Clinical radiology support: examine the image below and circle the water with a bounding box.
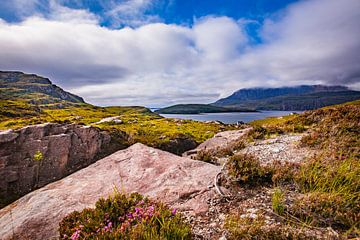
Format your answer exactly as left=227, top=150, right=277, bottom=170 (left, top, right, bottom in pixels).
left=160, top=111, right=301, bottom=124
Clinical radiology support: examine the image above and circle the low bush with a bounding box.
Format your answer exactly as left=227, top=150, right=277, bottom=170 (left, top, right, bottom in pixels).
left=59, top=192, right=191, bottom=240
left=225, top=153, right=272, bottom=185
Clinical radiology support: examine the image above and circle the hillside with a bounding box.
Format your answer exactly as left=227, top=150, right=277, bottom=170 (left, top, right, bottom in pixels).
left=0, top=71, right=236, bottom=156
left=155, top=104, right=255, bottom=114
left=213, top=85, right=360, bottom=110
left=0, top=71, right=84, bottom=106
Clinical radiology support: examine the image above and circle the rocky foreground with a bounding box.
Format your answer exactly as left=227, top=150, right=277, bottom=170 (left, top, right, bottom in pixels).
left=0, top=126, right=338, bottom=240
left=0, top=143, right=219, bottom=240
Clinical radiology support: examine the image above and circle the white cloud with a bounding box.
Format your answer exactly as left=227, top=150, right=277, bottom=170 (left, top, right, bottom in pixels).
left=106, top=0, right=162, bottom=27
left=0, top=0, right=359, bottom=107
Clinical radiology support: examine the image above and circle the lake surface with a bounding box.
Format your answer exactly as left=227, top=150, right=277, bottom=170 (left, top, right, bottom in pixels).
left=160, top=111, right=301, bottom=124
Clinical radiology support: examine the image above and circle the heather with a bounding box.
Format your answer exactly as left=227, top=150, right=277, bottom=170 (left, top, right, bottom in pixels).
left=59, top=192, right=191, bottom=240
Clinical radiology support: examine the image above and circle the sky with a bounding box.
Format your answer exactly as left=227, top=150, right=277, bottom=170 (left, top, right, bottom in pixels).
left=0, top=0, right=359, bottom=107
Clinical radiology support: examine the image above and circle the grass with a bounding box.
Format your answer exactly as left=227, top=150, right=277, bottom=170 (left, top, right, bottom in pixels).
left=59, top=191, right=191, bottom=240
left=272, top=188, right=285, bottom=215
left=224, top=211, right=311, bottom=240
left=0, top=100, right=231, bottom=154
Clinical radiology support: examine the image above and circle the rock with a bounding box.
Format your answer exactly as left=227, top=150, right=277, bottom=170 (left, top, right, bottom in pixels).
left=0, top=130, right=18, bottom=143
left=159, top=134, right=198, bottom=155
left=93, top=116, right=122, bottom=124
left=183, top=129, right=251, bottom=158
left=241, top=134, right=314, bottom=165
left=0, top=123, right=124, bottom=207
left=0, top=143, right=219, bottom=240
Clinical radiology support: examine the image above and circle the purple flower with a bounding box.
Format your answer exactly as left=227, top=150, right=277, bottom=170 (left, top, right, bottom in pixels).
left=171, top=208, right=177, bottom=215
left=70, top=230, right=80, bottom=240
left=135, top=207, right=140, bottom=214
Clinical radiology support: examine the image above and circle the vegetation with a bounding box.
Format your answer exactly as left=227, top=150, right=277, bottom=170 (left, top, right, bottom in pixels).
left=224, top=100, right=360, bottom=238
left=272, top=188, right=285, bottom=215
left=225, top=153, right=271, bottom=185
left=0, top=102, right=232, bottom=154
left=225, top=211, right=311, bottom=240
left=59, top=191, right=191, bottom=240
left=155, top=104, right=255, bottom=114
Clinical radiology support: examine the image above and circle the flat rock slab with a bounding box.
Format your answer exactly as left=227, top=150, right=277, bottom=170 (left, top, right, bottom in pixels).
left=241, top=134, right=314, bottom=165
left=0, top=143, right=219, bottom=240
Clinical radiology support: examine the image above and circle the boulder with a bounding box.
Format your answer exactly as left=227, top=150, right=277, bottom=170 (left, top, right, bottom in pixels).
left=183, top=129, right=251, bottom=158
left=0, top=143, right=219, bottom=240
left=0, top=123, right=122, bottom=207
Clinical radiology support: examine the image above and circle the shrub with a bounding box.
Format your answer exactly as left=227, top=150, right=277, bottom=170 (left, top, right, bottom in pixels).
left=225, top=153, right=272, bottom=185
left=194, top=149, right=216, bottom=163
left=59, top=192, right=191, bottom=240
left=270, top=161, right=299, bottom=186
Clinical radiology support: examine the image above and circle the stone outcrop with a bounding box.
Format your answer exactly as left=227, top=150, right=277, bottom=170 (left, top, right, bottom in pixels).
left=0, top=123, right=120, bottom=207
left=183, top=128, right=251, bottom=159
left=0, top=143, right=219, bottom=240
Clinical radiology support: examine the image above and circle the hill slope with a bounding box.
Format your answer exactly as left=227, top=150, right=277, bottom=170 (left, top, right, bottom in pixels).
left=213, top=85, right=360, bottom=110
left=0, top=71, right=84, bottom=105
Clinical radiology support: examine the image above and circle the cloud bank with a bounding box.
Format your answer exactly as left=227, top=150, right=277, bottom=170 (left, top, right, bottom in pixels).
left=0, top=0, right=359, bottom=106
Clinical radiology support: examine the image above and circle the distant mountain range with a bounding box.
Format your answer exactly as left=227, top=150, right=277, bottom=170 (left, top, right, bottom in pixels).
left=213, top=85, right=360, bottom=111
left=157, top=85, right=360, bottom=113
left=0, top=71, right=84, bottom=106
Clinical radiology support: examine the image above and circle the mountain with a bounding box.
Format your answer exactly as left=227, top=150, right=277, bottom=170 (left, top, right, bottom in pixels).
left=0, top=71, right=84, bottom=105
left=155, top=104, right=255, bottom=114
left=213, top=85, right=360, bottom=110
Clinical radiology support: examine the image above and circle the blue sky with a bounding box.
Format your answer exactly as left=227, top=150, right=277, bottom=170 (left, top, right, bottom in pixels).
left=0, top=0, right=359, bottom=107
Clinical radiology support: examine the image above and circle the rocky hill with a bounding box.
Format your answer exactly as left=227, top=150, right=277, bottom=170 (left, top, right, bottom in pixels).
left=213, top=85, right=360, bottom=110
left=0, top=71, right=84, bottom=105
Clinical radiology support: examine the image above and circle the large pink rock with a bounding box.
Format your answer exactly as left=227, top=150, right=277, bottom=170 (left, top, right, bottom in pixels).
left=0, top=143, right=219, bottom=240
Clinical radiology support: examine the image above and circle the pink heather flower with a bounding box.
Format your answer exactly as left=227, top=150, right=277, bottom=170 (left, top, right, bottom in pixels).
left=172, top=208, right=177, bottom=215
left=70, top=230, right=80, bottom=240
left=135, top=208, right=140, bottom=214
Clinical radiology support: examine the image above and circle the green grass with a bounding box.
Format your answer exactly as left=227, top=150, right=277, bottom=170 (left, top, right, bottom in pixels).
left=272, top=188, right=285, bottom=215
